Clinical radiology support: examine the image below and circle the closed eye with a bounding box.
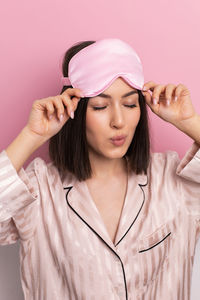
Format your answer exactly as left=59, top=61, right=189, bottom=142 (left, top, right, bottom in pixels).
left=93, top=104, right=137, bottom=110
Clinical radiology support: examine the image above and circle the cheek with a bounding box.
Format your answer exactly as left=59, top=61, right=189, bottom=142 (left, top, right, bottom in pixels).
left=86, top=111, right=107, bottom=138
left=127, top=109, right=141, bottom=128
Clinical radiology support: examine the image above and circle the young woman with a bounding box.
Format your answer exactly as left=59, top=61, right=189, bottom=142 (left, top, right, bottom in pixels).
left=0, top=38, right=200, bottom=300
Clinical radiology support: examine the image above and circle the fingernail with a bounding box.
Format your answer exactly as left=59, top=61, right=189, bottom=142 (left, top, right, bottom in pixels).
left=175, top=96, right=178, bottom=102
left=167, top=99, right=170, bottom=106
left=143, top=87, right=147, bottom=91
left=153, top=98, right=157, bottom=105
left=49, top=114, right=53, bottom=120
left=80, top=92, right=84, bottom=97
left=70, top=111, right=74, bottom=119
left=59, top=114, right=63, bottom=122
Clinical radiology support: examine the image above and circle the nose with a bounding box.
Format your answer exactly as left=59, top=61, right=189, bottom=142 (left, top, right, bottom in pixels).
left=110, top=104, right=125, bottom=128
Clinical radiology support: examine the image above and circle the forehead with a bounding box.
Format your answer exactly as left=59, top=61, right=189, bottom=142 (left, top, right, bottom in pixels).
left=89, top=77, right=138, bottom=100
left=105, top=77, right=137, bottom=91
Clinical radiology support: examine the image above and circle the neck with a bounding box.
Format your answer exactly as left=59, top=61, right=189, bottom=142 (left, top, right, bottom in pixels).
left=88, top=153, right=128, bottom=180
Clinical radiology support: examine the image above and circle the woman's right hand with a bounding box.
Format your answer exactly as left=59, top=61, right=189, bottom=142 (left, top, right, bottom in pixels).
left=25, top=88, right=84, bottom=141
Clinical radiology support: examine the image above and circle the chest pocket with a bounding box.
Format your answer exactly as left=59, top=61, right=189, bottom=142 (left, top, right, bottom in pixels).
left=137, top=225, right=172, bottom=286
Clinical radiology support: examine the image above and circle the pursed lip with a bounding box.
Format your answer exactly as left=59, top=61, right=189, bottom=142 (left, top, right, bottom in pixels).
left=110, top=135, right=127, bottom=141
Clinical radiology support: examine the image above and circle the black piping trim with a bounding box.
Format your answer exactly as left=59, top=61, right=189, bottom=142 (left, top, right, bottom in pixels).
left=115, top=175, right=148, bottom=247
left=64, top=186, right=128, bottom=300
left=138, top=232, right=171, bottom=253
left=121, top=261, right=128, bottom=300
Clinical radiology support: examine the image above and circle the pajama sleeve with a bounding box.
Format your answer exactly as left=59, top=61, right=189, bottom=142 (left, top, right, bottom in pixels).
left=0, top=150, right=40, bottom=245
left=175, top=141, right=200, bottom=221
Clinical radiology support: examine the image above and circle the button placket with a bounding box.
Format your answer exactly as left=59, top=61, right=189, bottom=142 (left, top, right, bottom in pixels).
left=114, top=258, right=125, bottom=298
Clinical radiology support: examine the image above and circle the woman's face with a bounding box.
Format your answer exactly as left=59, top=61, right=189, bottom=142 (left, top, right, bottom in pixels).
left=86, top=77, right=141, bottom=160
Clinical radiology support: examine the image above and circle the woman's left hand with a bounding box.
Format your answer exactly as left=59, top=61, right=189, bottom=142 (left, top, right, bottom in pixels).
left=142, top=82, right=197, bottom=127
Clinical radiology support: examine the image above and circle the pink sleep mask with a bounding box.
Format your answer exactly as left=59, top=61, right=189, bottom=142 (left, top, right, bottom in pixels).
left=61, top=38, right=144, bottom=97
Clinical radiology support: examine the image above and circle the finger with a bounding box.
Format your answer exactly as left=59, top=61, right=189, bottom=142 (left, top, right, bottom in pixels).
left=141, top=90, right=153, bottom=108
left=45, top=101, right=55, bottom=120
left=174, top=84, right=187, bottom=102
left=152, top=85, right=165, bottom=105
left=60, top=94, right=76, bottom=118
left=69, top=96, right=83, bottom=119
left=142, top=81, right=157, bottom=91
left=70, top=97, right=81, bottom=119
left=52, top=97, right=66, bottom=121
left=62, top=88, right=84, bottom=98
left=71, top=96, right=81, bottom=110
left=165, top=84, right=177, bottom=106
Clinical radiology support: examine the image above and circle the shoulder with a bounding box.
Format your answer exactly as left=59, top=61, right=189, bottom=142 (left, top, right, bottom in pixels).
left=25, top=157, right=76, bottom=187
left=149, top=149, right=180, bottom=177
left=24, top=156, right=48, bottom=174
left=147, top=150, right=181, bottom=206
left=150, top=149, right=179, bottom=162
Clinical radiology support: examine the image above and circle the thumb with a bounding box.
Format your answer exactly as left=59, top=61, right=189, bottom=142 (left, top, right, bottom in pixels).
left=71, top=96, right=81, bottom=110
left=142, top=90, right=153, bottom=107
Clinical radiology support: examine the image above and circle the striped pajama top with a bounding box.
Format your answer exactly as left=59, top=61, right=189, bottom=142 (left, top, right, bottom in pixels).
left=0, top=141, right=200, bottom=300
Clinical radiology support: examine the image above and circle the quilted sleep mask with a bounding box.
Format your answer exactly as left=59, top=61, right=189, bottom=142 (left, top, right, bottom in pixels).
left=61, top=38, right=144, bottom=97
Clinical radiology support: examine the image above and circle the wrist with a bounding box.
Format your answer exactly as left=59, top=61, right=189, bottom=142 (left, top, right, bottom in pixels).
left=175, top=113, right=200, bottom=145
left=22, top=126, right=47, bottom=147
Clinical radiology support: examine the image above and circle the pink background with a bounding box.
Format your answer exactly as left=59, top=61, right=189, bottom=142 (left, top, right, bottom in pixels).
left=0, top=0, right=200, bottom=299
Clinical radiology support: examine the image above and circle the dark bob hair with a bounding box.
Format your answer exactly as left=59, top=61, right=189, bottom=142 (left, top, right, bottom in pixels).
left=49, top=40, right=151, bottom=181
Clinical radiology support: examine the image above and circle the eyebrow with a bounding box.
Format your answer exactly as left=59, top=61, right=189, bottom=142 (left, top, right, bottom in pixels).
left=96, top=90, right=138, bottom=99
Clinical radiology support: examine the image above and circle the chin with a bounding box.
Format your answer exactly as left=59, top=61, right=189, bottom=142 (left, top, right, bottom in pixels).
left=102, top=149, right=128, bottom=159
